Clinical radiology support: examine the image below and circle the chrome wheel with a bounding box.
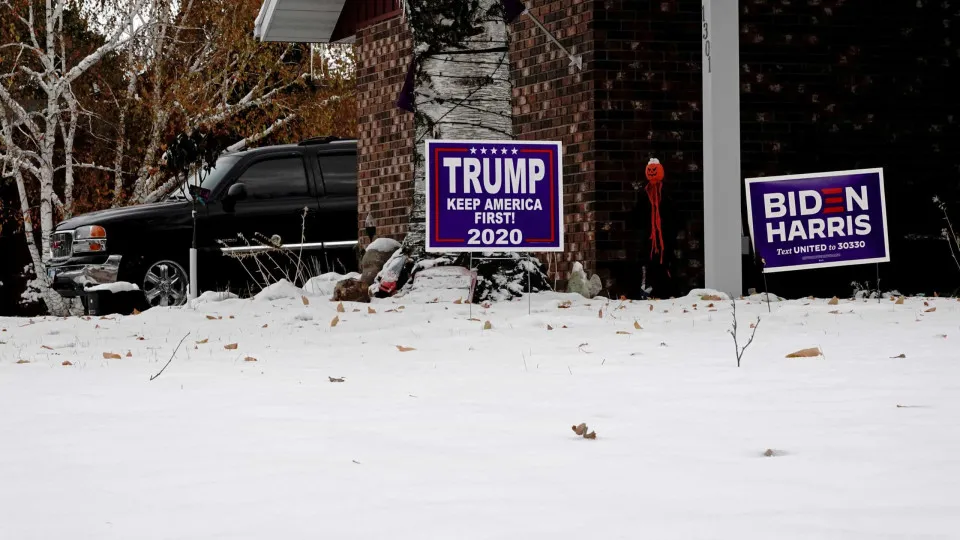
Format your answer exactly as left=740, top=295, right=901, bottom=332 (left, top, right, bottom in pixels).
left=142, top=260, right=188, bottom=307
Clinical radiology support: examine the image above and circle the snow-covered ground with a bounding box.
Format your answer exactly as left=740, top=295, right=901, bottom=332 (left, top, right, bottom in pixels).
left=2, top=287, right=959, bottom=539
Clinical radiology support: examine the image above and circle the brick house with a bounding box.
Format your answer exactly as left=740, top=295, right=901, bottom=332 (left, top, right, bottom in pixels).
left=256, top=0, right=960, bottom=298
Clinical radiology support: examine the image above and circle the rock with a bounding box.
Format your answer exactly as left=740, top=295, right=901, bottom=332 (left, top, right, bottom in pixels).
left=587, top=274, right=603, bottom=298
left=360, top=241, right=400, bottom=286
left=333, top=278, right=370, bottom=303
left=566, top=262, right=602, bottom=299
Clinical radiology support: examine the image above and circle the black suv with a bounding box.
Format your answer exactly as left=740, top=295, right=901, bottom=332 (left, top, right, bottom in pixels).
left=48, top=138, right=359, bottom=308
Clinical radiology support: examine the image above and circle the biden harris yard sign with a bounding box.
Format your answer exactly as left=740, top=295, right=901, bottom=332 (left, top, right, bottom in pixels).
left=745, top=168, right=890, bottom=273
left=425, top=139, right=564, bottom=253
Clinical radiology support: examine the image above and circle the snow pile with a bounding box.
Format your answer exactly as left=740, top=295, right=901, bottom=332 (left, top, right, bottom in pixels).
left=85, top=282, right=140, bottom=293
left=366, top=237, right=401, bottom=253
left=686, top=288, right=732, bottom=301
left=399, top=266, right=474, bottom=303
left=253, top=279, right=304, bottom=301
left=188, top=290, right=239, bottom=308
left=303, top=272, right=361, bottom=297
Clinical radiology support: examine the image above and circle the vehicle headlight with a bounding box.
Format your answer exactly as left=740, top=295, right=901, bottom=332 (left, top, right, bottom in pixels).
left=74, top=225, right=107, bottom=253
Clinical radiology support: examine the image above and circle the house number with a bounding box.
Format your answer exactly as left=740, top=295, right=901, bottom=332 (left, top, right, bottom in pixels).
left=702, top=4, right=712, bottom=73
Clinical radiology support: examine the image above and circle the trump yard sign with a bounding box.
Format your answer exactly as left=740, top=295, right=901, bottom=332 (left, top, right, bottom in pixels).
left=425, top=139, right=564, bottom=253
left=745, top=168, right=890, bottom=273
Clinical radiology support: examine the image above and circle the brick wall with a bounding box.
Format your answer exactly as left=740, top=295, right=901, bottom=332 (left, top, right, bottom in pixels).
left=356, top=1, right=960, bottom=296
left=590, top=0, right=704, bottom=297
left=740, top=0, right=960, bottom=295
left=510, top=0, right=596, bottom=289
left=511, top=0, right=705, bottom=298
left=355, top=16, right=415, bottom=249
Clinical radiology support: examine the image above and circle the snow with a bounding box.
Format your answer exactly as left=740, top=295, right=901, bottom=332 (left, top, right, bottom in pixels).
left=85, top=281, right=140, bottom=293
left=2, top=293, right=960, bottom=539
left=253, top=279, right=305, bottom=301
left=302, top=272, right=361, bottom=297
left=366, top=237, right=401, bottom=253
left=188, top=290, right=239, bottom=307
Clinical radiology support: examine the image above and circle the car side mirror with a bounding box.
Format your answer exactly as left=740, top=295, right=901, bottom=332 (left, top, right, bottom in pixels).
left=227, top=183, right=247, bottom=201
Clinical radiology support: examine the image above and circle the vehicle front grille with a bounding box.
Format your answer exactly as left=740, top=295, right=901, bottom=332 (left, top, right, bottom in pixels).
left=50, top=231, right=74, bottom=259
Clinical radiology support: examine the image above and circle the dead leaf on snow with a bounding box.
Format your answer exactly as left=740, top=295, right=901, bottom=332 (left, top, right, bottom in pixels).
left=616, top=331, right=631, bottom=335
left=196, top=338, right=209, bottom=344
left=468, top=318, right=481, bottom=322
left=925, top=307, right=937, bottom=313
left=40, top=345, right=53, bottom=350
left=228, top=315, right=234, bottom=319
left=786, top=347, right=822, bottom=358
left=648, top=304, right=654, bottom=311
left=763, top=449, right=776, bottom=457
left=828, top=296, right=839, bottom=305
left=891, top=353, right=906, bottom=358
left=262, top=324, right=269, bottom=328
left=454, top=298, right=463, bottom=304
left=206, top=315, right=217, bottom=320
left=368, top=306, right=377, bottom=314
left=61, top=360, right=73, bottom=366
left=598, top=308, right=603, bottom=318
left=328, top=376, right=345, bottom=383
left=583, top=431, right=597, bottom=439
left=125, top=351, right=132, bottom=358
left=136, top=336, right=145, bottom=341
left=558, top=300, right=572, bottom=309
left=895, top=297, right=905, bottom=305
left=924, top=301, right=930, bottom=307
left=301, top=296, right=310, bottom=306
left=337, top=302, right=345, bottom=313
left=353, top=308, right=360, bottom=312
left=572, top=423, right=587, bottom=436
left=330, top=315, right=340, bottom=327
left=396, top=345, right=416, bottom=352
left=224, top=343, right=238, bottom=350
left=701, top=294, right=723, bottom=301
left=103, top=352, right=121, bottom=359
left=481, top=302, right=491, bottom=309
left=750, top=323, right=757, bottom=328
left=634, top=321, right=642, bottom=330
left=132, top=308, right=141, bottom=315
left=547, top=324, right=554, bottom=330
left=483, top=321, right=492, bottom=330
left=828, top=310, right=841, bottom=315
left=16, top=359, right=30, bottom=364
left=244, top=356, right=257, bottom=362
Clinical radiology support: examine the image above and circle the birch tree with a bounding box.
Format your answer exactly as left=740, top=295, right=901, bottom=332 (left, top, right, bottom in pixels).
left=0, top=0, right=157, bottom=314
left=1, top=0, right=356, bottom=314
left=403, top=0, right=514, bottom=257
left=395, top=0, right=550, bottom=300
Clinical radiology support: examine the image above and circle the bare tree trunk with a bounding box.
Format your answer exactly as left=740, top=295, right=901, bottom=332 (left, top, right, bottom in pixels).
left=405, top=0, right=513, bottom=256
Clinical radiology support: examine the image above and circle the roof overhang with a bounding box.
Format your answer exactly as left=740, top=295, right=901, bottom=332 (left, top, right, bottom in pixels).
left=254, top=0, right=348, bottom=43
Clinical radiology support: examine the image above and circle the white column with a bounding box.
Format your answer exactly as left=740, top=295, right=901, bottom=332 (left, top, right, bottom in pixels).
left=701, top=0, right=743, bottom=296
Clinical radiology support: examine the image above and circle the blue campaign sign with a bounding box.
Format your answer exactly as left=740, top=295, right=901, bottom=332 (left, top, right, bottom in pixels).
left=745, top=168, right=890, bottom=273
left=425, top=139, right=564, bottom=253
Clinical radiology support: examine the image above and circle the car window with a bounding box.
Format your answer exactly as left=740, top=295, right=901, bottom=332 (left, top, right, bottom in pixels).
left=236, top=156, right=309, bottom=199
left=316, top=153, right=357, bottom=196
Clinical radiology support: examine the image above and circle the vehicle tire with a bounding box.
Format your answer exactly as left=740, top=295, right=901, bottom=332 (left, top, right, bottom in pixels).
left=141, top=259, right=189, bottom=308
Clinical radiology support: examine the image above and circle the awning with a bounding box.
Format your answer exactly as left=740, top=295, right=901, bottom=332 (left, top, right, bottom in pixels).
left=254, top=0, right=348, bottom=43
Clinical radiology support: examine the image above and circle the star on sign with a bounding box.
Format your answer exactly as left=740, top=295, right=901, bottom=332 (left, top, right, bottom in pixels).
left=470, top=147, right=477, bottom=154
left=481, top=147, right=487, bottom=154
left=501, top=147, right=508, bottom=155
left=511, top=148, right=518, bottom=155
